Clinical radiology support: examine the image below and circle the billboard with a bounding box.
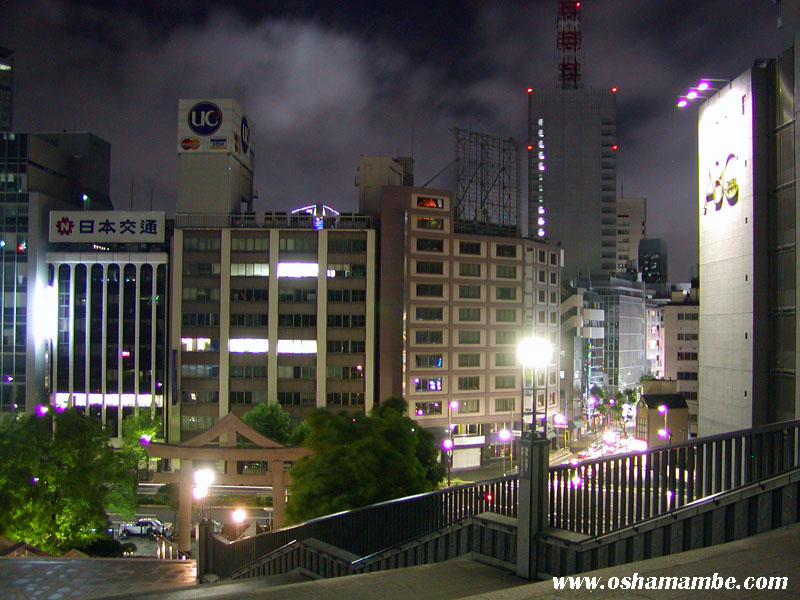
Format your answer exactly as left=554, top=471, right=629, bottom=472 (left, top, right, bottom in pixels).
left=49, top=211, right=165, bottom=243
left=177, top=98, right=255, bottom=172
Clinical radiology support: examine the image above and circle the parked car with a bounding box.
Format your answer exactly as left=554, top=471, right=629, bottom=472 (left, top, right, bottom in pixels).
left=118, top=518, right=169, bottom=539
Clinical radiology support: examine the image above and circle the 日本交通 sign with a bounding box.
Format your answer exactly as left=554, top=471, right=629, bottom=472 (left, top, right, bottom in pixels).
left=49, top=211, right=166, bottom=243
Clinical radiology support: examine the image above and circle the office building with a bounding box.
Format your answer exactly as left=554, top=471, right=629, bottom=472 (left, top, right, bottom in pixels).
left=0, top=47, right=12, bottom=132
left=358, top=157, right=563, bottom=465
left=664, top=288, right=699, bottom=435
left=697, top=38, right=800, bottom=434
left=0, top=131, right=112, bottom=414
left=616, top=197, right=646, bottom=272
left=645, top=297, right=665, bottom=379
left=639, top=238, right=668, bottom=284
left=527, top=87, right=617, bottom=280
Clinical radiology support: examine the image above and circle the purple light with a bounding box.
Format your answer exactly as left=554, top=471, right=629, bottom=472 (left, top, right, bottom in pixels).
left=686, top=89, right=698, bottom=99
left=498, top=429, right=511, bottom=442
left=697, top=80, right=710, bottom=91
left=677, top=98, right=689, bottom=108
left=449, top=400, right=459, bottom=410
left=658, top=428, right=670, bottom=439
left=586, top=396, right=597, bottom=408
left=54, top=403, right=65, bottom=412
left=442, top=438, right=454, bottom=451
left=658, top=404, right=668, bottom=415
left=608, top=398, right=616, bottom=406
left=30, top=476, right=39, bottom=485
left=36, top=404, right=49, bottom=417
left=140, top=434, right=152, bottom=445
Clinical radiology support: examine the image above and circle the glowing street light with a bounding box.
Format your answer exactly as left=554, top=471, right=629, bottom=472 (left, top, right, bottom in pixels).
left=195, top=468, right=215, bottom=488
left=441, top=438, right=454, bottom=487
left=498, top=429, right=511, bottom=474
left=518, top=337, right=554, bottom=440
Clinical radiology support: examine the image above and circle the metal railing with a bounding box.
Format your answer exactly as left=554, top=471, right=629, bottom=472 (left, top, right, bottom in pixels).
left=548, top=419, right=800, bottom=537
left=175, top=212, right=378, bottom=230
left=207, top=475, right=517, bottom=579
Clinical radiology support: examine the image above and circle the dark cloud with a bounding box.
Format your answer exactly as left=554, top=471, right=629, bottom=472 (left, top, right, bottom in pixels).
left=0, top=0, right=790, bottom=281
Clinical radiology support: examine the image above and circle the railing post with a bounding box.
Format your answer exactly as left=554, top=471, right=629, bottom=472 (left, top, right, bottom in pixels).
left=197, top=520, right=214, bottom=582
left=516, top=431, right=550, bottom=579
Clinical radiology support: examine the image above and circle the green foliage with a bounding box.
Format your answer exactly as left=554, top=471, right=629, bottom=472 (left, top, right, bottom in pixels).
left=242, top=402, right=292, bottom=444
left=288, top=420, right=309, bottom=446
left=0, top=408, right=138, bottom=554
left=121, top=411, right=162, bottom=472
left=286, top=400, right=444, bottom=524
left=153, top=483, right=180, bottom=513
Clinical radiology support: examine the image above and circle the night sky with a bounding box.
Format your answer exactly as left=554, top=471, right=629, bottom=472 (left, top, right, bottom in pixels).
left=1, top=0, right=793, bottom=281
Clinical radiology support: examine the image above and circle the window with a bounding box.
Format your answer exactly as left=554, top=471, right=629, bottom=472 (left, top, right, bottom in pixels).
left=231, top=313, right=269, bottom=327
left=459, top=241, right=481, bottom=255
left=496, top=265, right=516, bottom=279
left=232, top=288, right=269, bottom=302
left=327, top=340, right=366, bottom=353
left=230, top=365, right=268, bottom=378
left=416, top=238, right=443, bottom=252
left=417, top=196, right=444, bottom=208
left=495, top=352, right=516, bottom=367
left=417, top=261, right=444, bottom=275
left=495, top=375, right=515, bottom=389
left=550, top=252, right=558, bottom=265
left=279, top=237, right=317, bottom=252
left=230, top=263, right=269, bottom=276
left=549, top=271, right=558, bottom=285
left=184, top=288, right=220, bottom=301
left=537, top=289, right=546, bottom=303
left=458, top=330, right=481, bottom=344
left=415, top=401, right=442, bottom=416
left=327, top=289, right=366, bottom=302
left=416, top=283, right=443, bottom=297
left=458, top=307, right=481, bottom=322
left=180, top=415, right=218, bottom=431
left=537, top=250, right=546, bottom=263
left=549, top=310, right=558, bottom=324
left=327, top=314, right=366, bottom=327
left=328, top=238, right=367, bottom=252
left=276, top=365, right=315, bottom=379
left=495, top=397, right=515, bottom=412
left=678, top=313, right=699, bottom=320
left=677, top=371, right=698, bottom=380
left=677, top=333, right=699, bottom=340
left=230, top=391, right=267, bottom=405
left=415, top=353, right=442, bottom=368
left=496, top=287, right=516, bottom=300
left=278, top=391, right=316, bottom=405
left=496, top=244, right=517, bottom=258
left=457, top=399, right=480, bottom=413
left=183, top=263, right=221, bottom=276
left=496, top=308, right=516, bottom=322
left=278, top=288, right=316, bottom=302
left=326, top=263, right=366, bottom=278
left=278, top=314, right=317, bottom=327
left=414, top=377, right=442, bottom=391
left=182, top=313, right=219, bottom=326
left=327, top=392, right=365, bottom=406
left=181, top=391, right=219, bottom=404
left=459, top=263, right=481, bottom=277
left=537, top=310, right=547, bottom=324
left=458, top=353, right=480, bottom=367
left=550, top=291, right=558, bottom=305
left=415, top=330, right=443, bottom=344
left=417, top=217, right=444, bottom=230
left=181, top=338, right=220, bottom=352
left=181, top=364, right=219, bottom=378
left=458, top=376, right=480, bottom=390
left=538, top=270, right=546, bottom=283
left=459, top=285, right=480, bottom=299
left=326, top=365, right=365, bottom=379
left=184, top=237, right=221, bottom=251
left=677, top=352, right=698, bottom=361
left=496, top=331, right=516, bottom=344
left=416, top=306, right=443, bottom=321
left=231, top=237, right=268, bottom=251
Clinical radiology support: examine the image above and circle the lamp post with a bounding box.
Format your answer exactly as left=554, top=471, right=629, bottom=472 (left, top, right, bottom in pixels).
left=194, top=468, right=215, bottom=521
left=441, top=438, right=454, bottom=487
left=232, top=508, right=246, bottom=539
left=498, top=428, right=511, bottom=474
left=517, top=337, right=554, bottom=441
left=657, top=404, right=671, bottom=445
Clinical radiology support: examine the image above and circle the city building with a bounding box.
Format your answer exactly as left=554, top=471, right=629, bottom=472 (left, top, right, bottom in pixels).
left=0, top=47, right=12, bottom=132
left=358, top=157, right=563, bottom=466
left=644, top=296, right=665, bottom=379
left=664, top=287, right=699, bottom=435
left=697, top=38, right=800, bottom=434
left=46, top=211, right=169, bottom=440
left=527, top=87, right=617, bottom=279
left=560, top=286, right=604, bottom=435
left=639, top=238, right=669, bottom=284
left=616, top=197, right=646, bottom=272
left=635, top=393, right=689, bottom=448
left=0, top=131, right=112, bottom=414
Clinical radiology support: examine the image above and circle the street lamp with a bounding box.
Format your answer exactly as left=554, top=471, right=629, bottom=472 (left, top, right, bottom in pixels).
left=676, top=78, right=730, bottom=108
left=657, top=404, right=671, bottom=445
left=441, top=438, right=454, bottom=487
left=658, top=428, right=673, bottom=444
left=517, top=337, right=554, bottom=440
left=194, top=469, right=215, bottom=521
left=232, top=508, right=246, bottom=539
left=498, top=428, right=511, bottom=474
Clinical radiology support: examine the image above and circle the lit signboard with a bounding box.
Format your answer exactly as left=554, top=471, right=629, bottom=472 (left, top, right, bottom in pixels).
left=49, top=211, right=165, bottom=243
left=177, top=98, right=255, bottom=171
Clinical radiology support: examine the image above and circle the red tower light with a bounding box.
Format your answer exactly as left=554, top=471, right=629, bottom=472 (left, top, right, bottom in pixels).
left=612, top=145, right=618, bottom=150
left=526, top=144, right=533, bottom=151
left=526, top=87, right=533, bottom=94
left=611, top=87, right=618, bottom=93
left=484, top=492, right=494, bottom=502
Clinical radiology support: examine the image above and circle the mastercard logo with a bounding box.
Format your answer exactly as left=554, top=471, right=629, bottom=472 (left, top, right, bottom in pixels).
left=181, top=138, right=200, bottom=151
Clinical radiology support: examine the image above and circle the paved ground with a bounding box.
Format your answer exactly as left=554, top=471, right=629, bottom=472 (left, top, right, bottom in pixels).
left=0, top=557, right=196, bottom=600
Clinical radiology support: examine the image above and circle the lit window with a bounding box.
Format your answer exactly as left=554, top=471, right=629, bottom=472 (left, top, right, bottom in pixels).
left=278, top=262, right=317, bottom=277
left=276, top=339, right=318, bottom=354
left=229, top=338, right=269, bottom=353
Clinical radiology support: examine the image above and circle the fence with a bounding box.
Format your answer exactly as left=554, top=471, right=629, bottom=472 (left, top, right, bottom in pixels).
left=206, top=475, right=516, bottom=579
left=547, top=419, right=800, bottom=536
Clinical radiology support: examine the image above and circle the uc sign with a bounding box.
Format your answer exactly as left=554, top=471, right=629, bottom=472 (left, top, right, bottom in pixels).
left=188, top=102, right=222, bottom=136
left=241, top=116, right=250, bottom=154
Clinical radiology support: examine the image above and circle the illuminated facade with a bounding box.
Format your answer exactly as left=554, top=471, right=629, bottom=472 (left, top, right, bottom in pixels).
left=697, top=41, right=800, bottom=434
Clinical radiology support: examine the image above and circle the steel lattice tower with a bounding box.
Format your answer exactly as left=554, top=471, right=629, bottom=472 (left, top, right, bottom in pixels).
left=557, top=1, right=582, bottom=89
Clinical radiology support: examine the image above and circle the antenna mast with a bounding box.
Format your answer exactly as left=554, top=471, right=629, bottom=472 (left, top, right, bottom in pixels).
left=557, top=1, right=583, bottom=89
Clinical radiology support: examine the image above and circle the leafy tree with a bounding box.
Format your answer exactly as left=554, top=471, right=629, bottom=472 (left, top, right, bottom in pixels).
left=286, top=401, right=443, bottom=523
left=0, top=408, right=137, bottom=554
left=242, top=402, right=292, bottom=444
left=288, top=419, right=309, bottom=446
left=121, top=411, right=162, bottom=475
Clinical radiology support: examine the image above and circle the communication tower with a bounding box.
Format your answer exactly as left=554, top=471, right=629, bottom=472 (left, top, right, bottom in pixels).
left=557, top=1, right=583, bottom=89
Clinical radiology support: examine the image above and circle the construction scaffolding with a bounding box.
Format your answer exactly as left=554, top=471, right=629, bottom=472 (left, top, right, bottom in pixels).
left=451, top=128, right=519, bottom=237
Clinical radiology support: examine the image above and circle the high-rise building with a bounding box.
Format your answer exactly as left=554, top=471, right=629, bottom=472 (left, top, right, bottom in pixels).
left=697, top=38, right=800, bottom=434
left=664, top=288, right=699, bottom=436
left=639, top=238, right=668, bottom=284
left=0, top=132, right=112, bottom=414
left=527, top=87, right=618, bottom=280
left=0, top=47, right=13, bottom=132
left=616, top=197, right=646, bottom=272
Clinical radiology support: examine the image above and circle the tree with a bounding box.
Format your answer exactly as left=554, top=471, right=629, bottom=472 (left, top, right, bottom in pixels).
left=241, top=402, right=292, bottom=444
left=0, top=408, right=137, bottom=554
left=286, top=401, right=444, bottom=523
left=121, top=411, right=162, bottom=476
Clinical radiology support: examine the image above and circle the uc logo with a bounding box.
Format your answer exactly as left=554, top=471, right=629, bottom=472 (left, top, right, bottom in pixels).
left=241, top=116, right=250, bottom=154
left=188, top=102, right=222, bottom=136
